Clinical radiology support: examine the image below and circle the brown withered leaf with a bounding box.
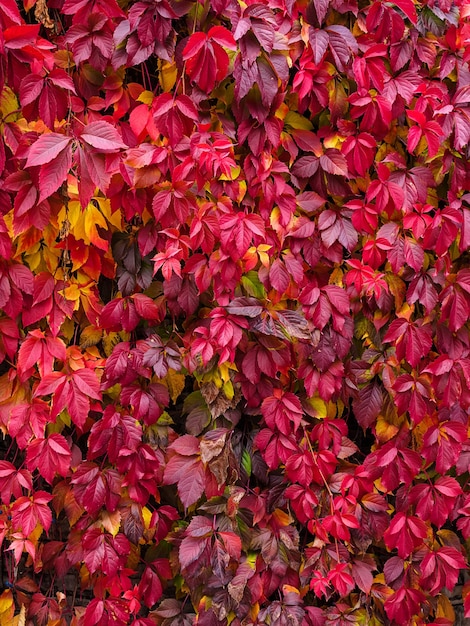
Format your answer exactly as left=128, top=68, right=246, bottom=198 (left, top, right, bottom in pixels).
left=35, top=0, right=55, bottom=30
left=200, top=429, right=238, bottom=487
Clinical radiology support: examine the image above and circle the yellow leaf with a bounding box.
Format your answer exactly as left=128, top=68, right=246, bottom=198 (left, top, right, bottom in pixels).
left=137, top=90, right=154, bottom=105
left=127, top=543, right=141, bottom=569
left=60, top=200, right=109, bottom=250
left=80, top=325, right=103, bottom=349
left=55, top=409, right=71, bottom=429
left=23, top=245, right=43, bottom=272
left=272, top=508, right=292, bottom=526
left=83, top=203, right=109, bottom=250
left=219, top=165, right=241, bottom=181
left=284, top=110, right=313, bottom=131
left=0, top=372, right=13, bottom=403
left=385, top=273, right=406, bottom=310
left=222, top=380, right=234, bottom=401
left=30, top=523, right=44, bottom=545
left=100, top=509, right=121, bottom=537
left=11, top=604, right=26, bottom=626
left=323, top=132, right=343, bottom=150
left=249, top=603, right=260, bottom=621
left=103, top=383, right=121, bottom=401
left=95, top=197, right=122, bottom=230
left=103, top=331, right=129, bottom=356
left=375, top=416, right=400, bottom=443
left=306, top=396, right=328, bottom=418
left=436, top=528, right=461, bottom=547
left=0, top=86, right=19, bottom=122
left=282, top=585, right=300, bottom=595
left=0, top=590, right=14, bottom=623
left=159, top=60, right=178, bottom=92
left=328, top=79, right=349, bottom=124
left=436, top=594, right=455, bottom=621
left=163, top=369, right=186, bottom=403
left=329, top=266, right=344, bottom=286
left=63, top=283, right=81, bottom=310
left=219, top=361, right=237, bottom=383
left=142, top=506, right=152, bottom=530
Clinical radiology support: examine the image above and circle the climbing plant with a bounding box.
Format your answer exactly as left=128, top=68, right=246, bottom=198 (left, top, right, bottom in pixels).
left=0, top=0, right=469, bottom=624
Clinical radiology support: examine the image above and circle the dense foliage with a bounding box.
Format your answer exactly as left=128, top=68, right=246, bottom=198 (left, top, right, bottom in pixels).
left=0, top=0, right=470, bottom=624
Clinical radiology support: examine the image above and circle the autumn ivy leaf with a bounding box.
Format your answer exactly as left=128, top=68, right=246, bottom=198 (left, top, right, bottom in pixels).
left=25, top=133, right=72, bottom=167
left=25, top=434, right=71, bottom=484
left=179, top=515, right=213, bottom=571
left=420, top=546, right=467, bottom=596
left=37, top=146, right=72, bottom=202
left=384, top=586, right=426, bottom=624
left=11, top=491, right=53, bottom=536
left=261, top=389, right=303, bottom=436
left=163, top=435, right=211, bottom=508
left=7, top=534, right=37, bottom=565
left=409, top=477, right=461, bottom=528
left=183, top=26, right=236, bottom=93
left=83, top=598, right=130, bottom=626
left=80, top=121, right=128, bottom=153
left=17, top=330, right=66, bottom=381
left=220, top=212, right=265, bottom=260
left=138, top=559, right=172, bottom=608
left=327, top=562, right=355, bottom=596
left=421, top=419, right=467, bottom=473
left=341, top=132, right=376, bottom=177
left=308, top=29, right=329, bottom=65
left=407, top=109, right=444, bottom=158
left=34, top=367, right=101, bottom=429
left=0, top=462, right=32, bottom=503
left=82, top=528, right=130, bottom=576
left=383, top=318, right=433, bottom=368
left=71, top=462, right=122, bottom=516
left=383, top=513, right=428, bottom=558
left=88, top=406, right=142, bottom=463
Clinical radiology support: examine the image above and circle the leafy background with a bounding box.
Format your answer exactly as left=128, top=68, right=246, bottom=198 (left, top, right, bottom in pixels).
left=0, top=0, right=470, bottom=624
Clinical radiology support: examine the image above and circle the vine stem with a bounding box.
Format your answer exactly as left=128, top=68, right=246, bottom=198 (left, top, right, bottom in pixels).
left=302, top=425, right=341, bottom=563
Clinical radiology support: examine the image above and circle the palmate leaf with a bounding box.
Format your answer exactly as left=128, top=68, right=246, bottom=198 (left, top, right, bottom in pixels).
left=25, top=134, right=72, bottom=167
left=183, top=27, right=236, bottom=93
left=11, top=491, right=53, bottom=536
left=34, top=366, right=101, bottom=428
left=26, top=434, right=71, bottom=484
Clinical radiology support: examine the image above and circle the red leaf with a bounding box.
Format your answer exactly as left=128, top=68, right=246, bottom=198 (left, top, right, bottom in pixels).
left=420, top=546, right=467, bottom=596
left=353, top=382, right=383, bottom=429
left=308, top=29, right=329, bottom=65
left=11, top=491, right=53, bottom=536
left=81, top=121, right=127, bottom=152
left=26, top=434, right=71, bottom=484
left=71, top=368, right=101, bottom=400
left=175, top=460, right=206, bottom=509
left=392, top=0, right=417, bottom=24
left=383, top=513, right=427, bottom=558
left=25, top=134, right=72, bottom=167
left=18, top=330, right=66, bottom=381
left=38, top=146, right=72, bottom=202
left=261, top=390, right=303, bottom=436
left=384, top=587, right=425, bottom=623
left=72, top=462, right=121, bottom=516
left=138, top=565, right=164, bottom=608
left=320, top=149, right=348, bottom=176
left=0, top=462, right=32, bottom=502
left=20, top=74, right=44, bottom=106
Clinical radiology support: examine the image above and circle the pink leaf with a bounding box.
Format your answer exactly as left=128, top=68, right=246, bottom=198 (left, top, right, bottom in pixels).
left=25, top=134, right=72, bottom=167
